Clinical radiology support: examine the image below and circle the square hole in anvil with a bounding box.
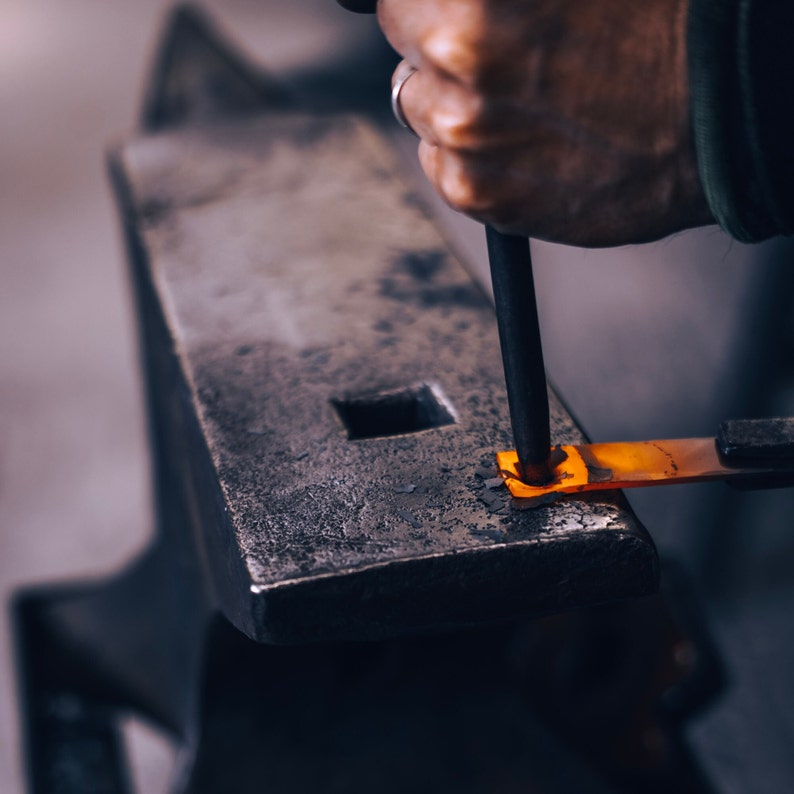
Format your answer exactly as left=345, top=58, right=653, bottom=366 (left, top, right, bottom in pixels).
left=332, top=383, right=457, bottom=440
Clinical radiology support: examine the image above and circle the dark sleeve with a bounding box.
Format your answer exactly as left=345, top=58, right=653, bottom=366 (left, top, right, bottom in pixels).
left=688, top=0, right=794, bottom=242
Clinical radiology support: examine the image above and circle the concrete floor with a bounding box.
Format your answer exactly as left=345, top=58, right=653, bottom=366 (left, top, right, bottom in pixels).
left=3, top=2, right=794, bottom=792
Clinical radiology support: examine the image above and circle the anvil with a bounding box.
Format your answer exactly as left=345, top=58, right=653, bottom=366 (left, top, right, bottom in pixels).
left=14, top=8, right=722, bottom=793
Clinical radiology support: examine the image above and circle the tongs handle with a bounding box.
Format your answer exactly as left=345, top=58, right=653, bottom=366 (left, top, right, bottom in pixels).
left=718, top=418, right=794, bottom=465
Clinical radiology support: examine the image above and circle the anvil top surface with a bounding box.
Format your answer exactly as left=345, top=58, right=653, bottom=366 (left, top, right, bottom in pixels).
left=117, top=114, right=655, bottom=640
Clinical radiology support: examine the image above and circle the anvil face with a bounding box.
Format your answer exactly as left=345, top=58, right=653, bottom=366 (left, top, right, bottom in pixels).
left=113, top=113, right=656, bottom=643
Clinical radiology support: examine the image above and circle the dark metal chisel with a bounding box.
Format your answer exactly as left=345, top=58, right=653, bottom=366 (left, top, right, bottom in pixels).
left=485, top=228, right=552, bottom=484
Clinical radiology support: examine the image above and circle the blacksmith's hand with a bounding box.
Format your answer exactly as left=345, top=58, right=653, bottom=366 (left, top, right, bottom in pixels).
left=380, top=0, right=714, bottom=247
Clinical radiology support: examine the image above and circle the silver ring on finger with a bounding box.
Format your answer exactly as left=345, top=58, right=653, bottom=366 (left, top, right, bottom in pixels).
left=391, top=63, right=418, bottom=135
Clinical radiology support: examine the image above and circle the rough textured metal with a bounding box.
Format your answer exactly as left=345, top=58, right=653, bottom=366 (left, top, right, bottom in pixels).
left=112, top=112, right=658, bottom=643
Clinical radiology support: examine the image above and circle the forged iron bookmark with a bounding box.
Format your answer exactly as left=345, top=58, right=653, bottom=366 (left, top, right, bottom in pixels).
left=497, top=418, right=794, bottom=505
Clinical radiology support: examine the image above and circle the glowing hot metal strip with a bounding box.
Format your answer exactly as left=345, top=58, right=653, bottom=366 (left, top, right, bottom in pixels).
left=496, top=438, right=792, bottom=503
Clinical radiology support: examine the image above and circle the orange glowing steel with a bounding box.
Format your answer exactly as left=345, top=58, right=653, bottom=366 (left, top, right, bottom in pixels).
left=496, top=438, right=787, bottom=503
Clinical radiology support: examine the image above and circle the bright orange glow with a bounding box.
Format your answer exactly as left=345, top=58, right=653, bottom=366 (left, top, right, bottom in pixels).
left=496, top=438, right=775, bottom=503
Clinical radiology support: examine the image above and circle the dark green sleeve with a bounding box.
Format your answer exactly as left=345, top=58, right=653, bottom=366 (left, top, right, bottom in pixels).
left=688, top=0, right=794, bottom=241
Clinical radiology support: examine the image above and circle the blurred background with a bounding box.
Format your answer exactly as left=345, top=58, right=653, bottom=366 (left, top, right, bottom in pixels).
left=2, top=1, right=794, bottom=791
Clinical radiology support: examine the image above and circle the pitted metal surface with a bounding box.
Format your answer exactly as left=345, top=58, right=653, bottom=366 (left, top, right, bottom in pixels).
left=114, top=113, right=656, bottom=641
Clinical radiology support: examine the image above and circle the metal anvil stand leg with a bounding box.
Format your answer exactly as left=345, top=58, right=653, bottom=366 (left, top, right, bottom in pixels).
left=14, top=7, right=722, bottom=793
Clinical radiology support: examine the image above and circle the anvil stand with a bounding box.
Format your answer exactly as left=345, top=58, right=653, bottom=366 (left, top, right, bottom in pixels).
left=14, top=6, right=723, bottom=793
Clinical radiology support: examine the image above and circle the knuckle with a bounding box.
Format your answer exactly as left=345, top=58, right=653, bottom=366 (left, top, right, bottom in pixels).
left=430, top=98, right=488, bottom=149
left=421, top=26, right=488, bottom=84
left=438, top=159, right=488, bottom=214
